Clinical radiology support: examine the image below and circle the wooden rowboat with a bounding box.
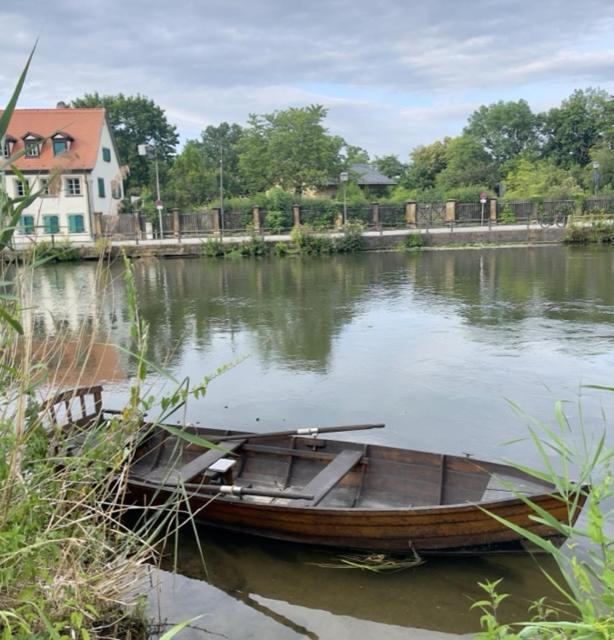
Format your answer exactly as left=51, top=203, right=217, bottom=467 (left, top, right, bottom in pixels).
left=49, top=387, right=588, bottom=555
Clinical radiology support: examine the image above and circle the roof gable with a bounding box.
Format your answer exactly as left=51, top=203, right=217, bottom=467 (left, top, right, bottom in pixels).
left=1, top=108, right=106, bottom=171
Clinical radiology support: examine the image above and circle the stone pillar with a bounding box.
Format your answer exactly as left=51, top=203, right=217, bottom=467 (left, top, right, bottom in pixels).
left=335, top=210, right=344, bottom=229
left=172, top=208, right=181, bottom=236
left=252, top=206, right=261, bottom=232
left=292, top=203, right=301, bottom=228
left=93, top=211, right=103, bottom=238
left=133, top=210, right=141, bottom=240
left=445, top=200, right=456, bottom=224
left=489, top=198, right=498, bottom=223
left=211, top=208, right=221, bottom=234
left=371, top=202, right=380, bottom=229
left=405, top=200, right=416, bottom=227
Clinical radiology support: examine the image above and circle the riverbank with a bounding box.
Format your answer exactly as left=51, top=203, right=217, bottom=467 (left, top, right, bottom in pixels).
left=6, top=223, right=566, bottom=261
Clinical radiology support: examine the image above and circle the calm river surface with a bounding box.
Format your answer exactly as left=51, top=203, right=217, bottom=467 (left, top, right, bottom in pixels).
left=32, top=245, right=614, bottom=638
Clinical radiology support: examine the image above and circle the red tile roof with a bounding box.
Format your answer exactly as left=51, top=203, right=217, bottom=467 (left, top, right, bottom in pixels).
left=1, top=108, right=107, bottom=171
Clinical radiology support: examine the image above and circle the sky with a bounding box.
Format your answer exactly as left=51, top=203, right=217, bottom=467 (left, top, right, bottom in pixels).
left=1, top=0, right=614, bottom=160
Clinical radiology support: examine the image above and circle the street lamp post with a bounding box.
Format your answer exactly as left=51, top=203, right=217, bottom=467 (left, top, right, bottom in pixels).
left=138, top=142, right=164, bottom=238
left=340, top=171, right=349, bottom=225
left=219, top=143, right=224, bottom=234
left=592, top=161, right=601, bottom=196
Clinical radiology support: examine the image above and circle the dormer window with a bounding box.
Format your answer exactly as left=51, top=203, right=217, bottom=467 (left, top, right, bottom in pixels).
left=1, top=135, right=16, bottom=158
left=22, top=132, right=43, bottom=157
left=51, top=131, right=73, bottom=156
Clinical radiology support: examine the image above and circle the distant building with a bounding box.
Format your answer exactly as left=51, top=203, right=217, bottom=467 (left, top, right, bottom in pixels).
left=1, top=104, right=125, bottom=241
left=318, top=163, right=397, bottom=198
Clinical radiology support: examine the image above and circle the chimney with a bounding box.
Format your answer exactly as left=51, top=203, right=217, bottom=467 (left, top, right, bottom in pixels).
left=56, top=101, right=68, bottom=109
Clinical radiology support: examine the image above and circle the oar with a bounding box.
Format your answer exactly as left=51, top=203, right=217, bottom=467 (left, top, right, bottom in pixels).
left=206, top=423, right=385, bottom=442
left=131, top=478, right=313, bottom=500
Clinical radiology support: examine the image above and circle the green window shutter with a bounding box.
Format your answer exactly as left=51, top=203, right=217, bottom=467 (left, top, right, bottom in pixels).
left=97, top=177, right=106, bottom=198
left=102, top=147, right=111, bottom=162
left=20, top=216, right=34, bottom=234
left=43, top=215, right=59, bottom=234
left=68, top=214, right=85, bottom=233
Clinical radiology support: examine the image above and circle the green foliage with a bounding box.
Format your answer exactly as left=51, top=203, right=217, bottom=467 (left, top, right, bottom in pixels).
left=402, top=139, right=449, bottom=191
left=25, top=240, right=80, bottom=262
left=436, top=135, right=497, bottom=190
left=272, top=242, right=289, bottom=256
left=498, top=205, right=517, bottom=225
left=239, top=104, right=344, bottom=195
left=290, top=225, right=334, bottom=254
left=71, top=92, right=179, bottom=191
left=565, top=218, right=614, bottom=244
left=402, top=232, right=425, bottom=249
left=472, top=398, right=613, bottom=638
left=239, top=235, right=266, bottom=256
left=335, top=221, right=365, bottom=253
left=542, top=88, right=612, bottom=167
left=201, top=238, right=227, bottom=257
left=464, top=99, right=539, bottom=165
left=374, top=154, right=406, bottom=180
left=503, top=158, right=584, bottom=200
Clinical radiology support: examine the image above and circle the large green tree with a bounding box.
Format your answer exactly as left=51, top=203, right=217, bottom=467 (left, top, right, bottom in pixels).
left=436, top=135, right=496, bottom=190
left=71, top=92, right=179, bottom=191
left=239, top=105, right=344, bottom=195
left=503, top=158, right=583, bottom=199
left=541, top=88, right=611, bottom=167
left=374, top=154, right=406, bottom=180
left=464, top=99, right=539, bottom=165
left=402, top=139, right=449, bottom=190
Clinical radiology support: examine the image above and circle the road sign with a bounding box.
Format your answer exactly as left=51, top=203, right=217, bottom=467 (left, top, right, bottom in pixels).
left=480, top=191, right=488, bottom=204
left=155, top=199, right=163, bottom=210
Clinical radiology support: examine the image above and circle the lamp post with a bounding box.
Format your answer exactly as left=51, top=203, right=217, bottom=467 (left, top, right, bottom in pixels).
left=592, top=161, right=601, bottom=196
left=219, top=142, right=224, bottom=234
left=138, top=142, right=163, bottom=238
left=340, top=171, right=349, bottom=225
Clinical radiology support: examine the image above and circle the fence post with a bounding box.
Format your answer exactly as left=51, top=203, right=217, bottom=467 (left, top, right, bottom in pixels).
left=212, top=208, right=221, bottom=235
left=371, top=202, right=380, bottom=231
left=405, top=200, right=416, bottom=227
left=292, top=203, right=301, bottom=229
left=335, top=209, right=344, bottom=229
left=252, top=206, right=261, bottom=233
left=172, top=208, right=181, bottom=239
left=489, top=198, right=497, bottom=224
left=445, top=200, right=456, bottom=225
left=93, top=211, right=103, bottom=238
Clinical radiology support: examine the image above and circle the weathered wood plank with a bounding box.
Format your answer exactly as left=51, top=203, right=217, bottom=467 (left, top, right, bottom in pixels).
left=164, top=440, right=245, bottom=486
left=300, top=449, right=363, bottom=506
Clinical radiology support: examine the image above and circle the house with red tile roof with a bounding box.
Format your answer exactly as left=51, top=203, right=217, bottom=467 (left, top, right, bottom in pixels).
left=1, top=105, right=125, bottom=241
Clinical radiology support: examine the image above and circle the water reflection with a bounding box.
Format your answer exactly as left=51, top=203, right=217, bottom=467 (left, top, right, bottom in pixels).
left=150, top=528, right=563, bottom=637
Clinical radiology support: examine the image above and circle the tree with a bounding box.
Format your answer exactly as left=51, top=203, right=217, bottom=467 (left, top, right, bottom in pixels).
left=166, top=140, right=215, bottom=211
left=402, top=139, right=449, bottom=190
left=436, top=135, right=496, bottom=190
left=199, top=122, right=245, bottom=197
left=239, top=105, right=344, bottom=195
left=343, top=145, right=370, bottom=165
left=464, top=99, right=539, bottom=165
left=71, top=93, right=179, bottom=191
left=374, top=154, right=406, bottom=180
left=503, top=158, right=583, bottom=199
left=541, top=88, right=610, bottom=167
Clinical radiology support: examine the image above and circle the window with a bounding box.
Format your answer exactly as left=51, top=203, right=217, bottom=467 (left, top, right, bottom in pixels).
left=19, top=215, right=35, bottom=235
left=97, top=177, right=106, bottom=198
left=53, top=139, right=68, bottom=155
left=102, top=147, right=111, bottom=162
left=65, top=178, right=81, bottom=196
left=15, top=178, right=28, bottom=197
left=2, top=141, right=10, bottom=158
left=40, top=178, right=51, bottom=195
left=111, top=179, right=122, bottom=199
left=43, top=215, right=60, bottom=234
left=68, top=214, right=85, bottom=234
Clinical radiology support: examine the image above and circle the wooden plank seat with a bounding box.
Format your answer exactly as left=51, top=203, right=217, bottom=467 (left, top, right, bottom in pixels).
left=299, top=449, right=363, bottom=506
left=163, top=439, right=245, bottom=487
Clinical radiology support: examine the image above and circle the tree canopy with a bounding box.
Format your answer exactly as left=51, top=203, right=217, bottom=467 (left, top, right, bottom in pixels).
left=71, top=92, right=179, bottom=191
left=239, top=105, right=344, bottom=195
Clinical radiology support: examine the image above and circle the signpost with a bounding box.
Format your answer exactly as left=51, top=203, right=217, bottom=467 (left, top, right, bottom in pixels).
left=138, top=143, right=164, bottom=239
left=340, top=171, right=349, bottom=225
left=479, top=192, right=488, bottom=226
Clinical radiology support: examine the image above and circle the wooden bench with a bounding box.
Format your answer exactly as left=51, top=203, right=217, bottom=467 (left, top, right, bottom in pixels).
left=164, top=439, right=245, bottom=487
left=299, top=449, right=363, bottom=506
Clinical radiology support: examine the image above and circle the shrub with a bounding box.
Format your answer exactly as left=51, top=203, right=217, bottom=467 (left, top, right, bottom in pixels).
left=290, top=225, right=333, bottom=254
left=335, top=221, right=365, bottom=253
left=201, top=238, right=227, bottom=257
left=498, top=204, right=517, bottom=225
left=272, top=242, right=289, bottom=256
left=264, top=210, right=290, bottom=234
left=403, top=232, right=425, bottom=249
left=239, top=235, right=267, bottom=256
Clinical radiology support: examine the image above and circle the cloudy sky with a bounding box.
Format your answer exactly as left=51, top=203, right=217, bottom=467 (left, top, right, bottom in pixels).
left=2, top=0, right=614, bottom=159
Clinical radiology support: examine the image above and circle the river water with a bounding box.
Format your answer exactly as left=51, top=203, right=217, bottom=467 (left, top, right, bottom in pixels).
left=31, top=245, right=614, bottom=638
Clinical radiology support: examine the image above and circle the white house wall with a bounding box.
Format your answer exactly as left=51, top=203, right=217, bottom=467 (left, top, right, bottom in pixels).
left=91, top=120, right=123, bottom=216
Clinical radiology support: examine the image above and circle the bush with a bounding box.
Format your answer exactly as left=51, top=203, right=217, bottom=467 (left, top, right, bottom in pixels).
left=202, top=238, right=227, bottom=257
left=290, top=225, right=333, bottom=254
left=239, top=235, right=267, bottom=256
left=402, top=232, right=425, bottom=249
left=498, top=204, right=517, bottom=225
left=264, top=210, right=291, bottom=234
left=335, top=221, right=365, bottom=253
left=27, top=240, right=80, bottom=262
left=272, top=242, right=289, bottom=256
